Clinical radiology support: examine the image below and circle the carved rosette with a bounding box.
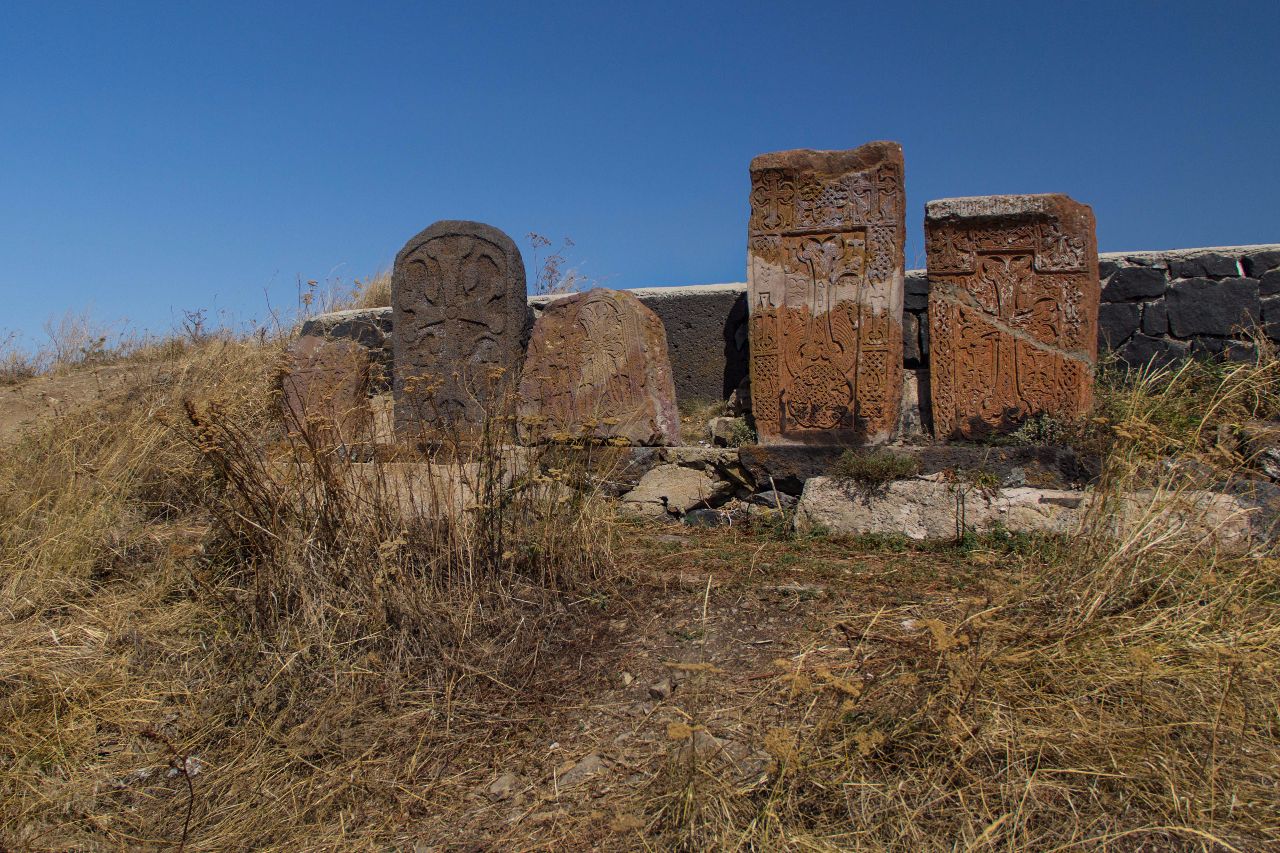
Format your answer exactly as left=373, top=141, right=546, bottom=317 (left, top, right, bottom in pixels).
left=516, top=288, right=679, bottom=446
left=391, top=221, right=527, bottom=437
left=746, top=142, right=906, bottom=445
left=925, top=194, right=1099, bottom=439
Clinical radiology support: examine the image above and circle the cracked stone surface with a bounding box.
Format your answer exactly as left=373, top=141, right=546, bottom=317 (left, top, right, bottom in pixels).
left=925, top=193, right=1099, bottom=439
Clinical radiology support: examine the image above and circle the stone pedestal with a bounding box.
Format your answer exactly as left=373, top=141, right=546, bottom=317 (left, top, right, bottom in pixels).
left=747, top=142, right=905, bottom=445
left=926, top=194, right=1099, bottom=439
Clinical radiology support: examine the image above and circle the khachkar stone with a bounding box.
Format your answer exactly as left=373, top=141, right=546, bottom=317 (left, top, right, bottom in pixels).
left=391, top=220, right=527, bottom=434
left=747, top=142, right=905, bottom=445
left=925, top=194, right=1099, bottom=439
left=280, top=335, right=373, bottom=444
left=518, top=288, right=680, bottom=446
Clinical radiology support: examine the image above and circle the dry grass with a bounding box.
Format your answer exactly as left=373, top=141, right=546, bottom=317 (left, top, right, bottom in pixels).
left=641, top=356, right=1280, bottom=851
left=3, top=333, right=1280, bottom=850
left=0, top=330, right=621, bottom=849
left=349, top=270, right=392, bottom=309
left=0, top=333, right=44, bottom=385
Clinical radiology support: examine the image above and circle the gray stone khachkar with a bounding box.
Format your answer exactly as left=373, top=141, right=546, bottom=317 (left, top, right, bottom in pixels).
left=280, top=335, right=373, bottom=444
left=926, top=194, right=1099, bottom=439
left=518, top=288, right=680, bottom=445
left=747, top=142, right=906, bottom=445
left=391, top=220, right=527, bottom=434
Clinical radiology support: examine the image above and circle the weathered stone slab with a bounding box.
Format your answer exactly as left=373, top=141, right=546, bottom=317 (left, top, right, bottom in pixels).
left=299, top=307, right=392, bottom=392
left=280, top=335, right=372, bottom=444
left=391, top=221, right=526, bottom=435
left=796, top=476, right=1269, bottom=554
left=926, top=194, right=1099, bottom=439
left=747, top=142, right=906, bottom=446
left=738, top=443, right=1092, bottom=496
left=796, top=477, right=1087, bottom=540
left=518, top=288, right=679, bottom=445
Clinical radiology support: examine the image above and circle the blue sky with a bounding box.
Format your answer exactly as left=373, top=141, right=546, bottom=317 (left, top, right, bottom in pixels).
left=2, top=1, right=1277, bottom=344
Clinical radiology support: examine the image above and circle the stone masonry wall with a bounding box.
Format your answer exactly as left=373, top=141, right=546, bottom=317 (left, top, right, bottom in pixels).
left=301, top=244, right=1280, bottom=405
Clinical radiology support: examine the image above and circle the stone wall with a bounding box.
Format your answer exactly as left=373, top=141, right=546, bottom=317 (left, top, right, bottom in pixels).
left=1095, top=245, right=1280, bottom=367
left=301, top=244, right=1280, bottom=405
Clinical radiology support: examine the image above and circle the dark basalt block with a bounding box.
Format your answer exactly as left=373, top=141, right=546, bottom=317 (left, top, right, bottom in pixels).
left=1102, top=266, right=1168, bottom=302
left=1166, top=277, right=1259, bottom=337
left=739, top=443, right=1094, bottom=496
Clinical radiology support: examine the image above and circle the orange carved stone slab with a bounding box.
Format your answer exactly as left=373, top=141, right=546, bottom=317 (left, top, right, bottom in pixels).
left=517, top=288, right=680, bottom=446
left=925, top=194, right=1099, bottom=440
left=391, top=220, right=527, bottom=436
left=280, top=335, right=373, bottom=445
left=747, top=142, right=905, bottom=445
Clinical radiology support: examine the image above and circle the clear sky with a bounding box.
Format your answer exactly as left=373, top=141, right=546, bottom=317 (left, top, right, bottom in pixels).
left=2, top=1, right=1277, bottom=344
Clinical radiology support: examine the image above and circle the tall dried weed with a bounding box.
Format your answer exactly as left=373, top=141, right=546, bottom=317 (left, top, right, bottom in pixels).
left=0, top=329, right=620, bottom=849
left=645, top=353, right=1280, bottom=851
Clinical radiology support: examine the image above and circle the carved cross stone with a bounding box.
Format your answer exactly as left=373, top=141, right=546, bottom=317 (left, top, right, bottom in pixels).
left=517, top=288, right=680, bottom=446
left=391, top=221, right=527, bottom=437
left=747, top=142, right=906, bottom=445
left=925, top=194, right=1099, bottom=439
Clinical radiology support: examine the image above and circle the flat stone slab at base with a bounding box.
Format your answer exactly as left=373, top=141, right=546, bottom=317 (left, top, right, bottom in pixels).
left=288, top=454, right=532, bottom=518
left=738, top=444, right=1094, bottom=496
left=797, top=478, right=1085, bottom=540
left=796, top=476, right=1273, bottom=555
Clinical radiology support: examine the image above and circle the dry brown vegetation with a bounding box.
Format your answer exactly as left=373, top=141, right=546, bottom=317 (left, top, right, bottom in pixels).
left=2, top=321, right=1279, bottom=850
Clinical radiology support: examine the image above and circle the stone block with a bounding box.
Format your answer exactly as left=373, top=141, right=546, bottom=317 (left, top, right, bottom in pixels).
left=517, top=288, right=680, bottom=446
left=795, top=477, right=1266, bottom=553
left=748, top=489, right=796, bottom=510
left=391, top=221, right=527, bottom=436
left=1099, top=259, right=1120, bottom=279
left=1101, top=266, right=1167, bottom=302
left=708, top=416, right=749, bottom=447
left=1168, top=252, right=1241, bottom=279
left=1190, top=337, right=1256, bottom=362
left=1166, top=277, right=1259, bottom=337
left=897, top=368, right=931, bottom=437
left=926, top=193, right=1098, bottom=440
left=738, top=443, right=1089, bottom=496
left=1263, top=296, right=1280, bottom=340
left=628, top=285, right=747, bottom=404
left=1242, top=249, right=1280, bottom=278
left=280, top=335, right=373, bottom=445
left=796, top=478, right=1086, bottom=540
left=299, top=307, right=393, bottom=392
left=620, top=464, right=733, bottom=516
left=1098, top=302, right=1140, bottom=348
left=904, top=270, right=929, bottom=310
left=1123, top=254, right=1166, bottom=268
left=747, top=141, right=905, bottom=446
left=1119, top=333, right=1189, bottom=370
left=1140, top=300, right=1168, bottom=336
left=902, top=312, right=922, bottom=365
left=1260, top=269, right=1280, bottom=298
